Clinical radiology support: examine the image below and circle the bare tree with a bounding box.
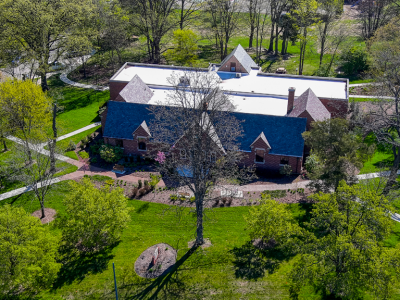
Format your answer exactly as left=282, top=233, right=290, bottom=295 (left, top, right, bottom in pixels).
left=149, top=71, right=255, bottom=245
left=178, top=0, right=205, bottom=30
left=123, top=0, right=177, bottom=64
left=357, top=22, right=400, bottom=195
left=208, top=0, right=242, bottom=60
left=246, top=0, right=268, bottom=48
left=14, top=140, right=58, bottom=219
left=316, top=0, right=343, bottom=66
left=357, top=0, right=399, bottom=40
left=267, top=0, right=291, bottom=54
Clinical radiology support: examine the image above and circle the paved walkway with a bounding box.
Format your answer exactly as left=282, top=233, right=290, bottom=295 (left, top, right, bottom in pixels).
left=56, top=122, right=101, bottom=142
left=60, top=73, right=109, bottom=91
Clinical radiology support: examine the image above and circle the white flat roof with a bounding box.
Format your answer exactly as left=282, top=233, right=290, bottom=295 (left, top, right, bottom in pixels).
left=148, top=88, right=288, bottom=116
left=112, top=64, right=348, bottom=100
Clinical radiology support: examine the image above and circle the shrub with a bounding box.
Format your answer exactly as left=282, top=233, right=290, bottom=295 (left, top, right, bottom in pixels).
left=149, top=174, right=161, bottom=189
left=189, top=196, right=195, bottom=202
left=91, top=157, right=97, bottom=163
left=138, top=180, right=142, bottom=189
left=80, top=136, right=89, bottom=147
left=66, top=140, right=76, bottom=151
left=99, top=145, right=123, bottom=163
left=305, top=154, right=319, bottom=173
left=144, top=180, right=149, bottom=188
left=279, top=164, right=292, bottom=176
left=138, top=188, right=146, bottom=196
left=132, top=187, right=138, bottom=197
left=105, top=179, right=115, bottom=186
left=170, top=194, right=178, bottom=201
left=339, top=47, right=369, bottom=76
left=79, top=151, right=89, bottom=159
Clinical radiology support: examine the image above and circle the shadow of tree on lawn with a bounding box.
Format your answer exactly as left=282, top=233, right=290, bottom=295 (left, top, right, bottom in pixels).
left=230, top=241, right=293, bottom=281
left=53, top=243, right=118, bottom=289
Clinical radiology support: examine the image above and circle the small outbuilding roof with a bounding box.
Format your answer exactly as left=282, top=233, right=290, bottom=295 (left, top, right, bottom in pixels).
left=289, top=88, right=330, bottom=121
left=103, top=101, right=307, bottom=157
left=219, top=44, right=258, bottom=74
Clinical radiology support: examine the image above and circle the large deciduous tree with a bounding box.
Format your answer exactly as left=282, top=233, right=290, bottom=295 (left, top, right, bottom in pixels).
left=290, top=182, right=400, bottom=299
left=208, top=0, right=242, bottom=60
left=123, top=0, right=177, bottom=64
left=0, top=79, right=52, bottom=163
left=302, top=118, right=374, bottom=192
left=165, top=29, right=199, bottom=66
left=357, top=0, right=400, bottom=40
left=0, top=0, right=94, bottom=91
left=149, top=71, right=255, bottom=246
left=60, top=178, right=131, bottom=253
left=0, top=205, right=60, bottom=297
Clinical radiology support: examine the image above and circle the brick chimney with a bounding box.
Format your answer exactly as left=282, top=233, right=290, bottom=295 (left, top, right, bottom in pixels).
left=287, top=87, right=296, bottom=113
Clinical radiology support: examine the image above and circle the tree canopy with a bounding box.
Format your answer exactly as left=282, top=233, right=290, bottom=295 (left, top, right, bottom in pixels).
left=0, top=205, right=60, bottom=297
left=60, top=178, right=131, bottom=253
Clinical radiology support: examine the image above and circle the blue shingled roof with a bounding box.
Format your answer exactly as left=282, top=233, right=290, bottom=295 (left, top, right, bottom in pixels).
left=103, top=101, right=306, bottom=157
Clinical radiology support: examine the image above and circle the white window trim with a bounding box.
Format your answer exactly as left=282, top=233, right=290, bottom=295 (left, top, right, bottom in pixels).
left=137, top=136, right=147, bottom=151
left=254, top=148, right=265, bottom=164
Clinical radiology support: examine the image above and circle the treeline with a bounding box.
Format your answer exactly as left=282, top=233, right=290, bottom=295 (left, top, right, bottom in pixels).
left=0, top=0, right=399, bottom=90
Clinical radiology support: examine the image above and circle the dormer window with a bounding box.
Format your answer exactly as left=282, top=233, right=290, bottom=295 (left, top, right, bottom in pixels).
left=180, top=149, right=187, bottom=159
left=138, top=137, right=147, bottom=151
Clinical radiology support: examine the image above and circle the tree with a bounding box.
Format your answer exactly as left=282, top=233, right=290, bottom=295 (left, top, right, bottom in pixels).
left=316, top=0, right=343, bottom=66
left=293, top=0, right=319, bottom=75
left=94, top=0, right=132, bottom=68
left=14, top=141, right=58, bottom=219
left=177, top=0, right=205, bottom=30
left=208, top=0, right=242, bottom=60
left=358, top=20, right=400, bottom=195
left=0, top=205, right=60, bottom=297
left=268, top=0, right=291, bottom=54
left=0, top=79, right=52, bottom=163
left=290, top=181, right=400, bottom=299
left=165, top=29, right=199, bottom=66
left=149, top=71, right=255, bottom=245
left=357, top=0, right=400, bottom=40
left=0, top=0, right=94, bottom=91
left=123, top=0, right=177, bottom=64
left=245, top=197, right=303, bottom=252
left=60, top=178, right=131, bottom=253
left=302, top=118, right=374, bottom=192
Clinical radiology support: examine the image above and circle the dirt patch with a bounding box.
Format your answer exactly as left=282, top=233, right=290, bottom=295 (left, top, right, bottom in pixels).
left=31, top=208, right=57, bottom=224
left=188, top=238, right=212, bottom=249
left=134, top=243, right=177, bottom=278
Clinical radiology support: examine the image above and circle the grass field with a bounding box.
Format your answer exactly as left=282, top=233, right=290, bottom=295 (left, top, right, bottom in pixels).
left=1, top=180, right=399, bottom=300
left=0, top=140, right=77, bottom=193
left=48, top=76, right=109, bottom=135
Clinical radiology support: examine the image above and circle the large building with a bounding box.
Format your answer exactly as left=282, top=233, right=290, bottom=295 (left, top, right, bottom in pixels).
left=102, top=44, right=349, bottom=173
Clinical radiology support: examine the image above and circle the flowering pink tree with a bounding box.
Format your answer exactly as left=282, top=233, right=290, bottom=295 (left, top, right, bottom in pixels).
left=155, top=151, right=166, bottom=164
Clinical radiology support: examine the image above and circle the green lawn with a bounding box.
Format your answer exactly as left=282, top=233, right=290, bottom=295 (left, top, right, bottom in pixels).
left=48, top=75, right=109, bottom=135
left=44, top=125, right=101, bottom=160
left=0, top=140, right=77, bottom=193
left=2, top=179, right=399, bottom=299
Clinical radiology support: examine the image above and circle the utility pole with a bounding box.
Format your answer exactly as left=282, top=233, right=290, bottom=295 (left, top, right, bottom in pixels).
left=113, top=262, right=119, bottom=300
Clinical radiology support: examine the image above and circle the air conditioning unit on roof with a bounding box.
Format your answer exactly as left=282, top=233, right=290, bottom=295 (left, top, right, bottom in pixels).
left=236, top=73, right=241, bottom=78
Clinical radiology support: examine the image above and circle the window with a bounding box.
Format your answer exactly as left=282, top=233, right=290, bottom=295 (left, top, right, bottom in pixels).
left=116, top=139, right=123, bottom=147
left=138, top=137, right=147, bottom=151
left=230, top=62, right=236, bottom=72
left=280, top=157, right=289, bottom=165
left=210, top=152, right=216, bottom=163
left=255, top=149, right=264, bottom=163
left=180, top=149, right=186, bottom=159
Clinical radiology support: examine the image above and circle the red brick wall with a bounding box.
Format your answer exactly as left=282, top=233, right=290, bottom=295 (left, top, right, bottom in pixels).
left=104, top=126, right=152, bottom=155
left=299, top=111, right=313, bottom=131
left=218, top=56, right=246, bottom=73
left=109, top=82, right=128, bottom=100
left=319, top=98, right=348, bottom=118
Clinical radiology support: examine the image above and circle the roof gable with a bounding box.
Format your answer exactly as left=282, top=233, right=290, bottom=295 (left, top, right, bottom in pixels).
left=289, top=88, right=330, bottom=121
left=133, top=120, right=151, bottom=137
left=118, top=74, right=153, bottom=103
left=219, top=44, right=258, bottom=74
left=250, top=132, right=271, bottom=149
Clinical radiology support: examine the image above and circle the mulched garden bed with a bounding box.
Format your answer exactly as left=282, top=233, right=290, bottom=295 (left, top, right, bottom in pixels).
left=31, top=208, right=57, bottom=224
left=134, top=243, right=177, bottom=278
